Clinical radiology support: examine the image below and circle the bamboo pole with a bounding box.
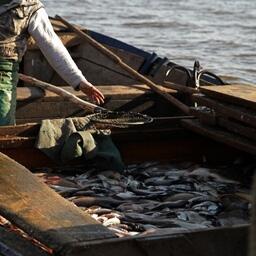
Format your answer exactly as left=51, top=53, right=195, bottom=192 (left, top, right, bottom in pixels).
left=18, top=73, right=105, bottom=113
left=55, top=15, right=190, bottom=115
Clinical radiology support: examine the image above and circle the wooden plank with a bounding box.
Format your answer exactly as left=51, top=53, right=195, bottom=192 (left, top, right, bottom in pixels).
left=218, top=117, right=256, bottom=141
left=181, top=119, right=256, bottom=155
left=28, top=32, right=82, bottom=50
left=16, top=101, right=90, bottom=119
left=0, top=123, right=39, bottom=137
left=0, top=153, right=116, bottom=252
left=193, top=94, right=256, bottom=128
left=16, top=85, right=165, bottom=121
left=23, top=40, right=145, bottom=86
left=60, top=225, right=248, bottom=256
left=50, top=18, right=69, bottom=32
left=0, top=226, right=50, bottom=256
left=16, top=100, right=134, bottom=119
left=190, top=108, right=256, bottom=141
left=3, top=116, right=186, bottom=149
left=0, top=117, right=241, bottom=168
left=16, top=99, right=155, bottom=121
left=16, top=85, right=175, bottom=102
left=4, top=117, right=186, bottom=138
left=0, top=136, right=34, bottom=149
left=200, top=84, right=256, bottom=110
left=16, top=118, right=43, bottom=124
left=1, top=147, right=55, bottom=169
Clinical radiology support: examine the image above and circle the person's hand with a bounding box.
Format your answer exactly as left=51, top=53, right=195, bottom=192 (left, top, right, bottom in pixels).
left=79, top=80, right=104, bottom=105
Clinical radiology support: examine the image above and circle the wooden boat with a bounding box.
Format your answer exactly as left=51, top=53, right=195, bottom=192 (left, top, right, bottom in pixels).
left=16, top=18, right=224, bottom=124
left=0, top=17, right=255, bottom=256
left=0, top=117, right=252, bottom=256
left=15, top=17, right=256, bottom=155
left=1, top=116, right=249, bottom=169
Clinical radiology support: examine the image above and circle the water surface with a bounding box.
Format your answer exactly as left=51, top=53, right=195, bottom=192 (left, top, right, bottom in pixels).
left=42, top=0, right=256, bottom=84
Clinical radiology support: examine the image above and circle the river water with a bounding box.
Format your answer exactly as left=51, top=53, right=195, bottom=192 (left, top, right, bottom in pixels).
left=42, top=0, right=256, bottom=84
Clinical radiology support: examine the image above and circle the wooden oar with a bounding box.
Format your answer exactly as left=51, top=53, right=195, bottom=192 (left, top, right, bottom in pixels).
left=19, top=73, right=105, bottom=113
left=55, top=15, right=190, bottom=115
left=164, top=80, right=198, bottom=94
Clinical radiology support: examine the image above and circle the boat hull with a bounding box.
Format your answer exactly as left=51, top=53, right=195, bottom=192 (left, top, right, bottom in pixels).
left=0, top=117, right=244, bottom=169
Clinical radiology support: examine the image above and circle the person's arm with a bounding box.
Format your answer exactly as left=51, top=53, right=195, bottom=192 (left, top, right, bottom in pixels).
left=28, top=8, right=104, bottom=104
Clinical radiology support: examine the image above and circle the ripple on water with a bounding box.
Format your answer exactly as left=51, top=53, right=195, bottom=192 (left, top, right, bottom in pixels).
left=42, top=0, right=256, bottom=84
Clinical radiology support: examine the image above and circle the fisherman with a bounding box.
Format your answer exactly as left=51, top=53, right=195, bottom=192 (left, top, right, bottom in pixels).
left=0, top=0, right=104, bottom=125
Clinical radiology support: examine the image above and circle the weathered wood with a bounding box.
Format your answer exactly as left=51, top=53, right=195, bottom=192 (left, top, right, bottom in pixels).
left=24, top=39, right=144, bottom=86
left=19, top=74, right=105, bottom=112
left=1, top=147, right=55, bottom=168
left=28, top=32, right=82, bottom=50
left=0, top=123, right=39, bottom=137
left=16, top=100, right=155, bottom=122
left=16, top=84, right=174, bottom=102
left=200, top=84, right=256, bottom=110
left=181, top=119, right=256, bottom=155
left=0, top=117, right=242, bottom=168
left=193, top=94, right=256, bottom=128
left=5, top=117, right=187, bottom=137
left=164, top=80, right=198, bottom=94
left=59, top=225, right=248, bottom=256
left=15, top=84, right=174, bottom=122
left=0, top=226, right=50, bottom=256
left=190, top=107, right=256, bottom=141
left=17, top=101, right=90, bottom=119
left=28, top=32, right=144, bottom=75
left=72, top=42, right=145, bottom=78
left=15, top=117, right=49, bottom=124
left=0, top=153, right=116, bottom=252
left=56, top=16, right=190, bottom=114
left=50, top=17, right=69, bottom=32
left=0, top=136, right=34, bottom=149
left=218, top=117, right=256, bottom=141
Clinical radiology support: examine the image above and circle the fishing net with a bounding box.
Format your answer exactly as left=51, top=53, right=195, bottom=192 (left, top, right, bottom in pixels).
left=87, top=111, right=153, bottom=128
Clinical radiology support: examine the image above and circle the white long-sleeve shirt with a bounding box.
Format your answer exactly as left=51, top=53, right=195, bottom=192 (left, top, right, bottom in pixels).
left=28, top=8, right=87, bottom=89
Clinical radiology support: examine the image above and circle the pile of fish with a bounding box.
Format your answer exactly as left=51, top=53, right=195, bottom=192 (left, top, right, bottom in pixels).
left=35, top=161, right=250, bottom=237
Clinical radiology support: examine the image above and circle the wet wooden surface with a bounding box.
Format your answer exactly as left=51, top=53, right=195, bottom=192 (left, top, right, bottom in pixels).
left=0, top=153, right=116, bottom=253
left=200, top=84, right=256, bottom=110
